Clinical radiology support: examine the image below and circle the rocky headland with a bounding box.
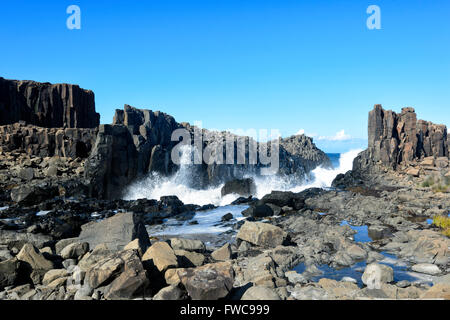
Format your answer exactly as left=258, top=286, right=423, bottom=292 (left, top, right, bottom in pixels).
left=0, top=78, right=449, bottom=300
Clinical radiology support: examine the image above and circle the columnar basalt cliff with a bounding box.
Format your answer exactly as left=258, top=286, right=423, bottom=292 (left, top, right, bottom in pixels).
left=333, top=105, right=449, bottom=189
left=85, top=105, right=331, bottom=199
left=355, top=104, right=449, bottom=172
left=0, top=78, right=331, bottom=200
left=0, top=77, right=100, bottom=128
left=0, top=123, right=97, bottom=158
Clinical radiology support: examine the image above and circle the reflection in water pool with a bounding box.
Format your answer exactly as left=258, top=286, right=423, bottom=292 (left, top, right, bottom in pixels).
left=340, top=220, right=372, bottom=243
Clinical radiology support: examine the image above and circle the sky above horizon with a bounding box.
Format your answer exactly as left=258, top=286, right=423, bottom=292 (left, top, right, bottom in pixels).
left=1, top=0, right=449, bottom=152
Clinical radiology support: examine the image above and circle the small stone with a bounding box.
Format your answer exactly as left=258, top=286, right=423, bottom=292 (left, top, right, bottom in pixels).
left=221, top=213, right=233, bottom=222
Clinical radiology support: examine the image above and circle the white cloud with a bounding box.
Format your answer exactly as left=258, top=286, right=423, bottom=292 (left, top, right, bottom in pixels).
left=318, top=129, right=352, bottom=141
left=295, top=129, right=317, bottom=138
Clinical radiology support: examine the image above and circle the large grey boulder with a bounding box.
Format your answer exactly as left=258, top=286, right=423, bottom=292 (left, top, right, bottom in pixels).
left=169, top=238, right=206, bottom=253
left=85, top=249, right=148, bottom=300
left=237, top=221, right=288, bottom=248
left=142, top=242, right=178, bottom=273
left=0, top=230, right=53, bottom=250
left=178, top=262, right=234, bottom=300
left=241, top=204, right=274, bottom=218
left=362, top=263, right=394, bottom=289
left=241, top=286, right=281, bottom=300
left=77, top=212, right=151, bottom=252
left=104, top=251, right=149, bottom=300
left=0, top=258, right=24, bottom=290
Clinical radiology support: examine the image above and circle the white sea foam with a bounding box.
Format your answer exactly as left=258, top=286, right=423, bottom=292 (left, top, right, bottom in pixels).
left=147, top=205, right=247, bottom=236
left=124, top=148, right=363, bottom=206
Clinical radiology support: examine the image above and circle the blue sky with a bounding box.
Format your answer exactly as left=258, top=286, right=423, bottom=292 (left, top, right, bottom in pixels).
left=1, top=0, right=449, bottom=152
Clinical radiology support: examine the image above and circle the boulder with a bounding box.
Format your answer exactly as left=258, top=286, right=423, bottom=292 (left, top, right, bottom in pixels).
left=0, top=230, right=52, bottom=250
left=237, top=221, right=288, bottom=248
left=221, top=178, right=256, bottom=197
left=241, top=286, right=281, bottom=300
left=164, top=268, right=186, bottom=286
left=55, top=238, right=78, bottom=255
left=78, top=243, right=113, bottom=271
left=17, top=243, right=55, bottom=284
left=362, top=263, right=394, bottom=289
left=175, top=249, right=205, bottom=267
left=17, top=243, right=54, bottom=271
left=221, top=213, right=234, bottom=222
left=152, top=285, right=185, bottom=300
left=211, top=243, right=232, bottom=261
left=10, top=185, right=59, bottom=206
left=241, top=204, right=274, bottom=218
left=345, top=244, right=368, bottom=261
left=104, top=251, right=148, bottom=300
left=85, top=249, right=145, bottom=295
left=0, top=258, right=24, bottom=290
left=60, top=242, right=89, bottom=260
left=77, top=212, right=150, bottom=252
left=123, top=238, right=150, bottom=256
left=406, top=168, right=420, bottom=177
left=42, top=269, right=69, bottom=286
left=142, top=242, right=178, bottom=273
left=411, top=263, right=441, bottom=276
left=178, top=262, right=234, bottom=300
left=169, top=238, right=206, bottom=253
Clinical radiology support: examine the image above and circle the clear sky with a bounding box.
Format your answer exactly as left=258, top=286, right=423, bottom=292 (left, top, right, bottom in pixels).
left=1, top=0, right=449, bottom=152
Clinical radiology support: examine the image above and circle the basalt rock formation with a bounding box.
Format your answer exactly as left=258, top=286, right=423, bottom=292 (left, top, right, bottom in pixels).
left=333, top=104, right=449, bottom=188
left=84, top=105, right=331, bottom=199
left=355, top=105, right=448, bottom=171
left=0, top=77, right=99, bottom=128
left=0, top=78, right=330, bottom=201
left=0, top=122, right=97, bottom=158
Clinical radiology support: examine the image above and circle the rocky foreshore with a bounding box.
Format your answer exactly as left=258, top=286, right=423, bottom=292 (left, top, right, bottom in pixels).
left=1, top=168, right=449, bottom=300
left=0, top=78, right=449, bottom=300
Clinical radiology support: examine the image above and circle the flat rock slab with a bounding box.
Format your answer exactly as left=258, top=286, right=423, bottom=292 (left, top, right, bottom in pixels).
left=77, top=212, right=150, bottom=252
left=237, top=221, right=288, bottom=248
left=411, top=263, right=441, bottom=275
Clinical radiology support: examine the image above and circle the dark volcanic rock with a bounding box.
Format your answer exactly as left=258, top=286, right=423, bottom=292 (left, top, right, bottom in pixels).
left=0, top=123, right=97, bottom=158
left=355, top=105, right=449, bottom=171
left=84, top=104, right=331, bottom=199
left=84, top=124, right=138, bottom=199
left=0, top=258, right=26, bottom=290
left=260, top=188, right=324, bottom=211
left=221, top=178, right=256, bottom=197
left=10, top=184, right=59, bottom=206
left=242, top=204, right=274, bottom=218
left=77, top=212, right=151, bottom=252
left=0, top=77, right=99, bottom=128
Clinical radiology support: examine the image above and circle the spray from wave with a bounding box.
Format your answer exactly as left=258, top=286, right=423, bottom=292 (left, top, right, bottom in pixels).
left=123, top=148, right=363, bottom=206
